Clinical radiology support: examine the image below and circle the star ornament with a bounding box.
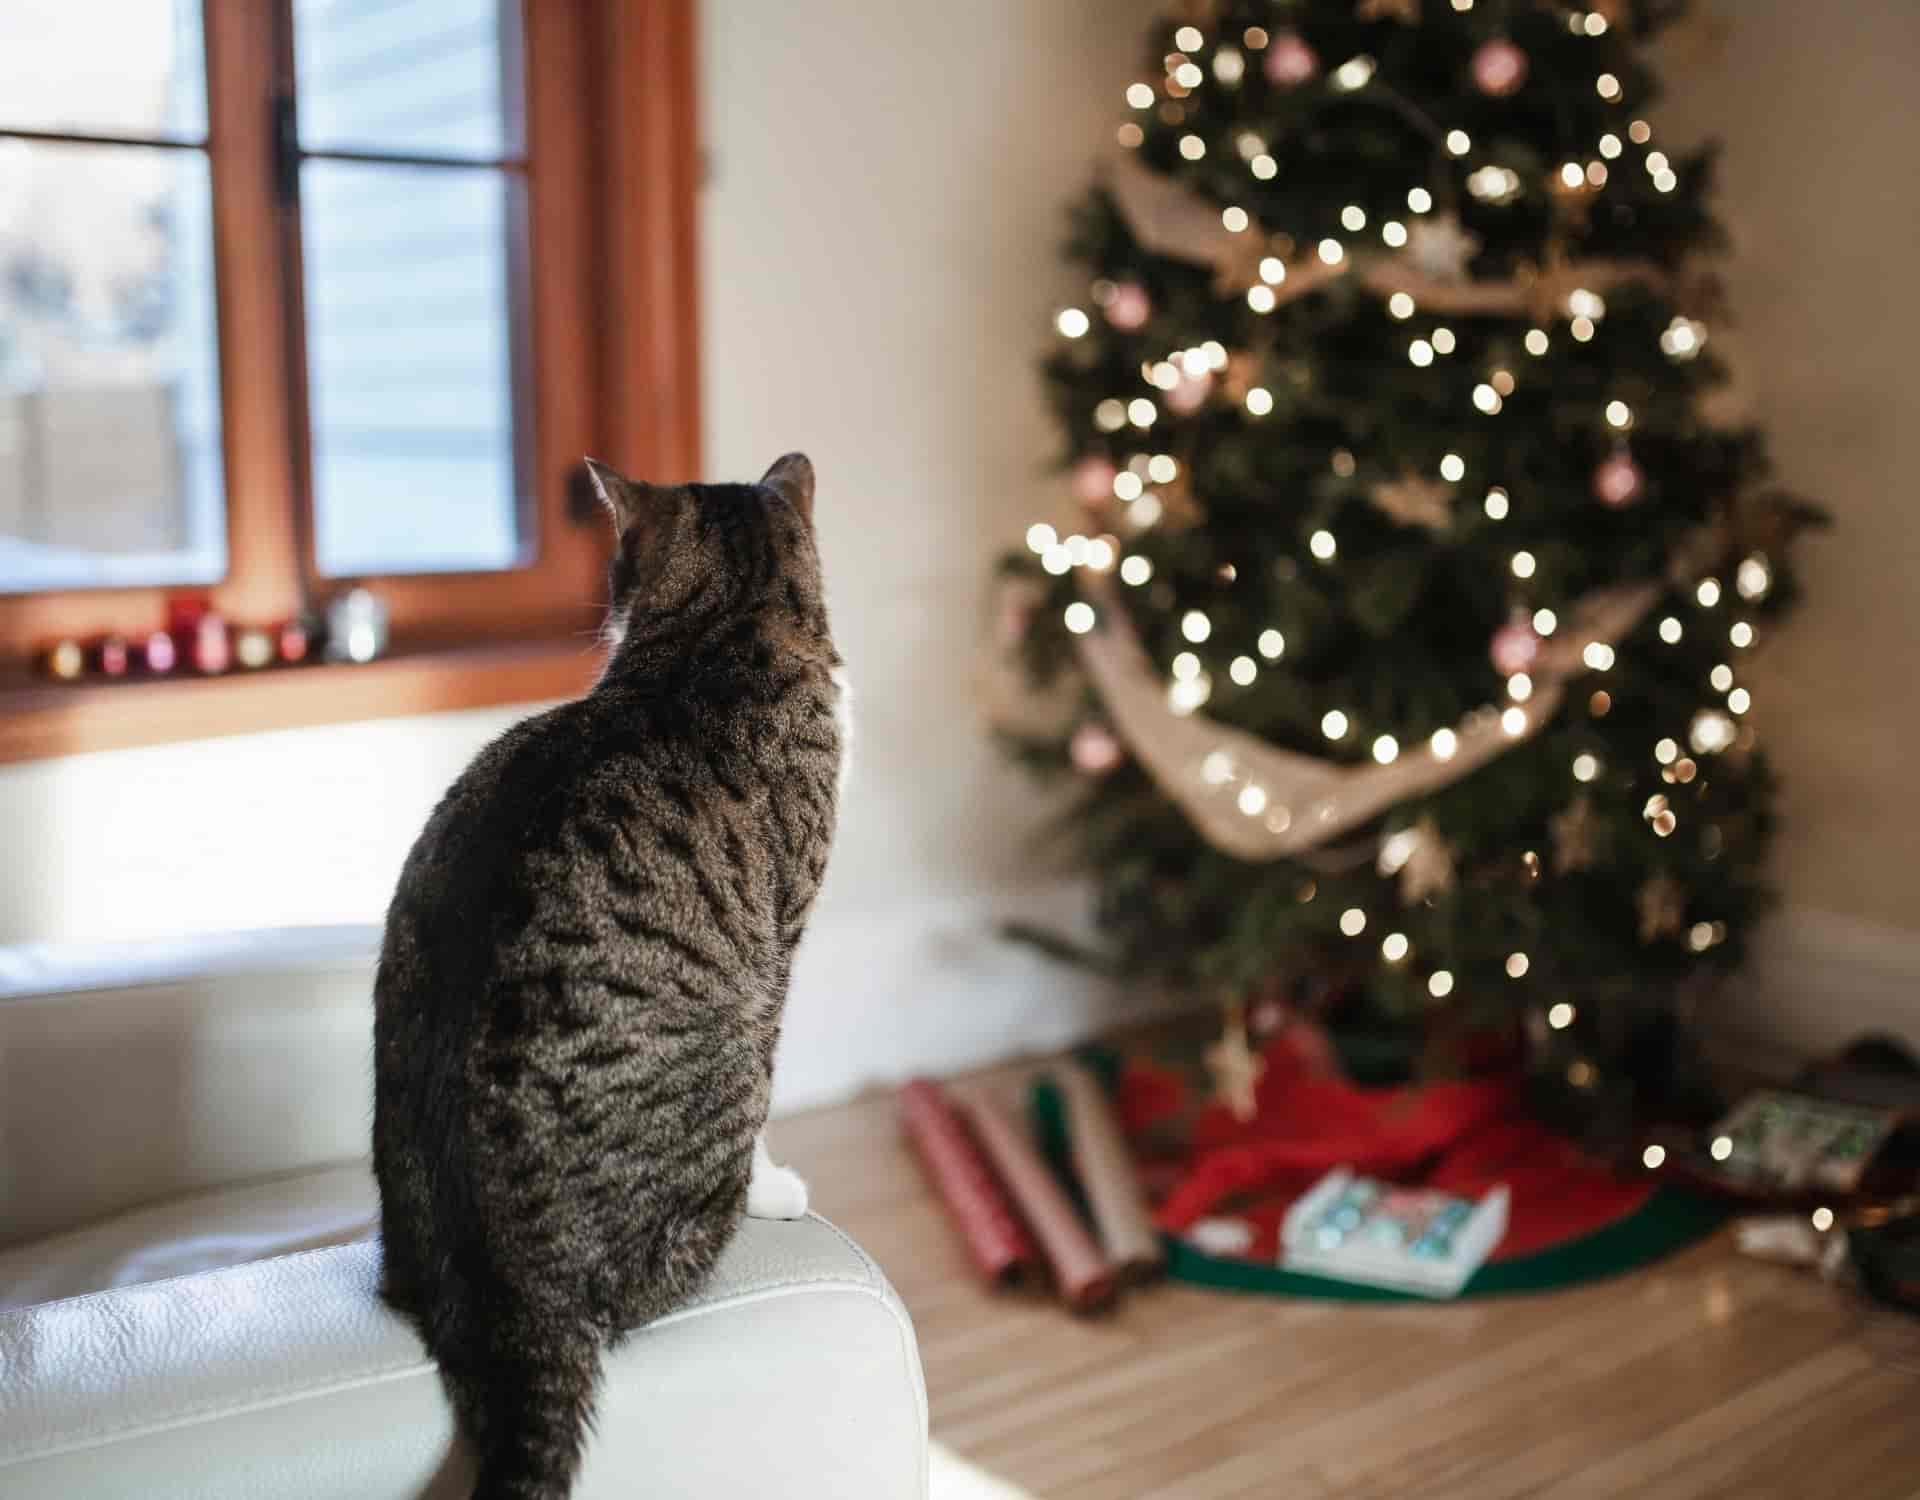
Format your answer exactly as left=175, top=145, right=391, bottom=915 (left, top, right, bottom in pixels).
left=1404, top=213, right=1482, bottom=283
left=1392, top=816, right=1457, bottom=904
left=1370, top=469, right=1457, bottom=532
left=1638, top=874, right=1688, bottom=944
left=1204, top=1008, right=1267, bottom=1122
left=1550, top=796, right=1602, bottom=874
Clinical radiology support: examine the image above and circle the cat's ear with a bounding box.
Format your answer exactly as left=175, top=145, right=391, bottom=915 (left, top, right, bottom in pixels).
left=582, top=457, right=647, bottom=534
left=760, top=452, right=815, bottom=522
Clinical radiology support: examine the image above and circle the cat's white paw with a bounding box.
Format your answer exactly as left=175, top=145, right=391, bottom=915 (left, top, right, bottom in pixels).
left=746, top=1137, right=810, bottom=1220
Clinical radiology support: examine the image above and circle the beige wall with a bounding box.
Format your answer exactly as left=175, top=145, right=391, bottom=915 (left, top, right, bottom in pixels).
left=1655, top=4, right=1920, bottom=1047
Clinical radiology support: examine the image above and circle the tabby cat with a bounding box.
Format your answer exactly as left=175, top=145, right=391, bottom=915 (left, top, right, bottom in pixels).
left=372, top=454, right=843, bottom=1500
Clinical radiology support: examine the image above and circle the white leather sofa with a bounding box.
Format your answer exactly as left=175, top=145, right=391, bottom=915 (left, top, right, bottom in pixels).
left=0, top=927, right=927, bottom=1498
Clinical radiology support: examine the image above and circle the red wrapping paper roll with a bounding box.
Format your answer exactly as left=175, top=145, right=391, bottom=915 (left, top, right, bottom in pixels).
left=899, top=1078, right=1036, bottom=1287
left=959, top=1090, right=1118, bottom=1314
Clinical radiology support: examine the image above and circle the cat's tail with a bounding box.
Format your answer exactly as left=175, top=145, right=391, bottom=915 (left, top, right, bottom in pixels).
left=443, top=1312, right=603, bottom=1500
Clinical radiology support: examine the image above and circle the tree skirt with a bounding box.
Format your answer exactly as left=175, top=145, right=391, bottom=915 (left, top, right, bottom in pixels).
left=1031, top=1033, right=1726, bottom=1301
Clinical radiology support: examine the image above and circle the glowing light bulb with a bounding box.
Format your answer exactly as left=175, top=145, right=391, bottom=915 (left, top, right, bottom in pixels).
left=1247, top=284, right=1278, bottom=314
left=1660, top=616, right=1684, bottom=644
left=1382, top=933, right=1410, bottom=962
left=1643, top=1144, right=1667, bottom=1170
left=1063, top=602, right=1097, bottom=635
left=1583, top=641, right=1615, bottom=671
left=1446, top=129, right=1472, bottom=157
left=1560, top=161, right=1586, bottom=189
left=1710, top=1135, right=1733, bottom=1161
left=1172, top=652, right=1202, bottom=683
left=1174, top=25, right=1203, bottom=51
left=1596, top=72, right=1622, bottom=101
left=1318, top=238, right=1346, bottom=265
left=1511, top=551, right=1536, bottom=579
left=1382, top=220, right=1408, bottom=248
left=1730, top=622, right=1754, bottom=649
left=1372, top=735, right=1399, bottom=765
left=1340, top=204, right=1367, bottom=232
left=1340, top=907, right=1367, bottom=936
left=1629, top=120, right=1653, bottom=144
left=1041, top=545, right=1071, bottom=576
left=1389, top=292, right=1417, bottom=320
left=1222, top=206, right=1250, bottom=233
left=1501, top=706, right=1528, bottom=736
left=1126, top=82, right=1155, bottom=109
left=1737, top=557, right=1771, bottom=599
left=1440, top=453, right=1466, bottom=482
left=1474, top=384, right=1502, bottom=414
left=1409, top=339, right=1435, bottom=367
left=1252, top=153, right=1278, bottom=180
left=1230, top=655, right=1257, bottom=686
left=1508, top=674, right=1533, bottom=702
left=1182, top=610, right=1212, bottom=643
left=1322, top=710, right=1350, bottom=740
left=1310, top=529, right=1337, bottom=561
left=1525, top=328, right=1550, bottom=356
left=1710, top=663, right=1734, bottom=692
left=1128, top=398, right=1157, bottom=428
left=1697, top=578, right=1722, bottom=607
left=1812, top=1206, right=1835, bottom=1233
left=1085, top=538, right=1116, bottom=572
left=1025, top=523, right=1056, bottom=554
left=1237, top=784, right=1268, bottom=816
left=1573, top=753, right=1599, bottom=783
left=1260, top=256, right=1287, bottom=284
left=1258, top=629, right=1285, bottom=660
left=1431, top=728, right=1458, bottom=760
left=1532, top=608, right=1557, bottom=635
left=1507, top=953, right=1531, bottom=979
left=1056, top=308, right=1090, bottom=338
left=1571, top=317, right=1596, bottom=342
left=1727, top=687, right=1751, bottom=714
left=1095, top=399, right=1127, bottom=432
left=1334, top=55, right=1376, bottom=90
left=1428, top=970, right=1455, bottom=998
left=1431, top=328, right=1456, bottom=354
left=1484, top=489, right=1510, bottom=520
left=1407, top=187, right=1433, bottom=213
left=1119, top=554, right=1152, bottom=586
left=1179, top=133, right=1206, bottom=160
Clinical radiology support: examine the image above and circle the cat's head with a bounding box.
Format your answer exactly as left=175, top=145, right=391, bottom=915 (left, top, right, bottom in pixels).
left=584, top=453, right=833, bottom=662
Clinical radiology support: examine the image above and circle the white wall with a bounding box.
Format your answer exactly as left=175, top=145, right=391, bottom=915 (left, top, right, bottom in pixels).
left=0, top=0, right=1162, bottom=1112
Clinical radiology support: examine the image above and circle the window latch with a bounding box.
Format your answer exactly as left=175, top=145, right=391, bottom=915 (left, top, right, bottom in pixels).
left=271, top=91, right=299, bottom=203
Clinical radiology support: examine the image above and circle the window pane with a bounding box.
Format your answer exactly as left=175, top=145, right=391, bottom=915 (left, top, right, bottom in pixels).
left=302, top=161, right=526, bottom=578
left=0, top=1, right=206, bottom=142
left=293, top=0, right=520, bottom=160
left=0, top=142, right=225, bottom=594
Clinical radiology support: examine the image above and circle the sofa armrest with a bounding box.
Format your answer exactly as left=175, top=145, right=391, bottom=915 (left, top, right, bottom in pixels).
left=0, top=1216, right=927, bottom=1500
left=0, top=926, right=381, bottom=1248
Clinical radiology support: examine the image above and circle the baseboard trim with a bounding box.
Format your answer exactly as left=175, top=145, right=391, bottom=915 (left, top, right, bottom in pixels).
left=1717, top=906, right=1920, bottom=1062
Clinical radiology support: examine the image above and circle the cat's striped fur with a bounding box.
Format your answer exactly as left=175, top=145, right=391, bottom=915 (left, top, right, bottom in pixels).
left=372, top=454, right=841, bottom=1500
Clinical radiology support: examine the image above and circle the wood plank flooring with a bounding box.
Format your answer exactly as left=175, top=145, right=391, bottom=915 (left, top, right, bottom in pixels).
left=773, top=1060, right=1920, bottom=1500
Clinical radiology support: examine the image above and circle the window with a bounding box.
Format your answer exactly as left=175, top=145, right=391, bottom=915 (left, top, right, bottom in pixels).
left=0, top=0, right=699, bottom=761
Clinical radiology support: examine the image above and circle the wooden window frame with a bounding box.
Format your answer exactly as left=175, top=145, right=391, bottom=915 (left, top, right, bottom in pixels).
left=0, top=0, right=699, bottom=764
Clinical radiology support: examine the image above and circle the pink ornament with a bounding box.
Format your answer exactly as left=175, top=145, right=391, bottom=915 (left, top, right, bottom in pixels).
left=1104, top=281, right=1152, bottom=332
left=1593, top=450, right=1645, bottom=508
left=1264, top=31, right=1319, bottom=87
left=1490, top=617, right=1542, bottom=676
left=1071, top=455, right=1119, bottom=504
left=1471, top=39, right=1529, bottom=97
left=1166, top=369, right=1214, bottom=415
left=1070, top=723, right=1124, bottom=776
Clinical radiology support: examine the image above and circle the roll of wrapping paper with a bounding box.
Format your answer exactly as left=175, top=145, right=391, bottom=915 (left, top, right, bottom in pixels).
left=1051, top=1061, right=1165, bottom=1282
left=898, top=1078, right=1037, bottom=1287
left=958, top=1090, right=1118, bottom=1313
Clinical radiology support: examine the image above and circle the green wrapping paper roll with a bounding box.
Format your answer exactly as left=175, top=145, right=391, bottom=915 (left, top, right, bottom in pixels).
left=1052, top=1061, right=1165, bottom=1282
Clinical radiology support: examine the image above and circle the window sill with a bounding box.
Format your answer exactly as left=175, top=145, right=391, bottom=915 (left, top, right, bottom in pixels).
left=0, top=631, right=603, bottom=766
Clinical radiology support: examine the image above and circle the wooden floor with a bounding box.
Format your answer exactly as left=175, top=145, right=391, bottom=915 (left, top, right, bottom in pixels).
left=775, top=1060, right=1920, bottom=1500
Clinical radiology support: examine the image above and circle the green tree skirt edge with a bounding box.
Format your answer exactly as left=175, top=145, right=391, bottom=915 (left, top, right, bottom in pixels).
left=1032, top=1074, right=1728, bottom=1303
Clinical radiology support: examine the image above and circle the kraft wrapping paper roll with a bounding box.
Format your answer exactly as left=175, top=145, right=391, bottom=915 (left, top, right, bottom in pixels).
left=960, top=1089, right=1118, bottom=1313
left=1052, top=1061, right=1165, bottom=1281
left=899, top=1078, right=1037, bottom=1286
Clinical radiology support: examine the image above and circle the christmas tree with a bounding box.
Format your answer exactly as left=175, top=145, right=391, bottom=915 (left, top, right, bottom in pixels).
left=994, top=0, right=1824, bottom=1122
